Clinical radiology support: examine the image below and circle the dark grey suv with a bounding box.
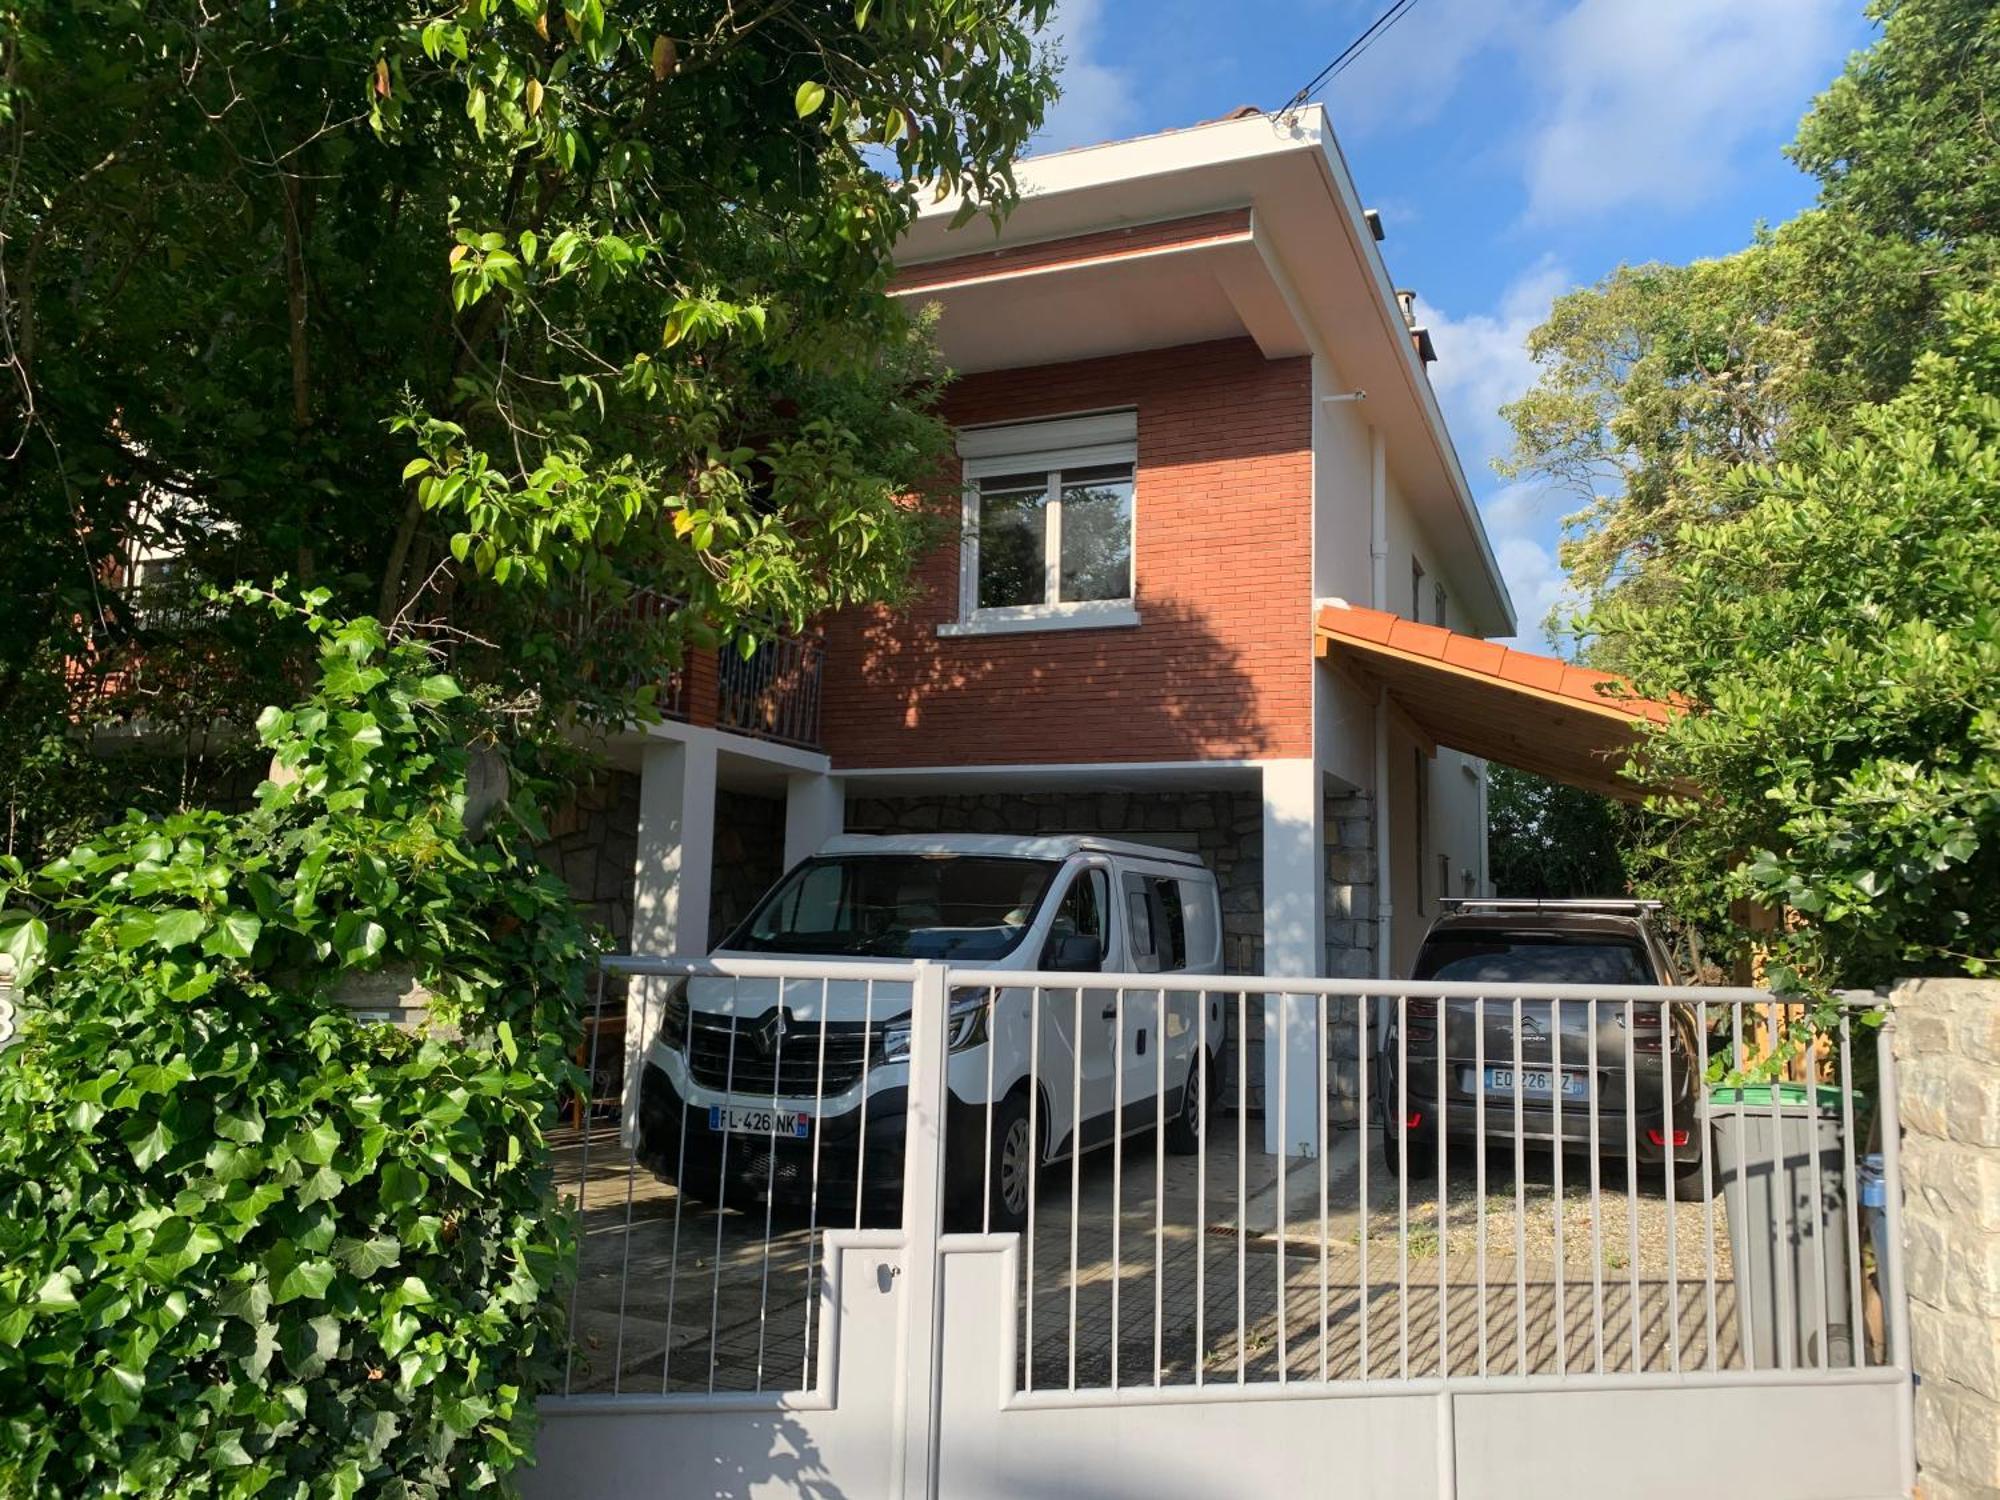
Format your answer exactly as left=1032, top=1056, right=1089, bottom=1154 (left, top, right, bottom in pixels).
left=1378, top=898, right=1707, bottom=1196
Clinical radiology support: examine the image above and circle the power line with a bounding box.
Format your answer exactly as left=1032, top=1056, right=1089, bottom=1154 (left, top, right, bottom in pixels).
left=1278, top=0, right=1426, bottom=113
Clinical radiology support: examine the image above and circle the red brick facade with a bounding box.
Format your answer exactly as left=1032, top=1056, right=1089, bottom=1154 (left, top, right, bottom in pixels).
left=819, top=338, right=1313, bottom=768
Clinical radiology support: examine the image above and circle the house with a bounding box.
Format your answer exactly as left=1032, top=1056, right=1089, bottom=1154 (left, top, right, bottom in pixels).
left=555, top=106, right=1662, bottom=1151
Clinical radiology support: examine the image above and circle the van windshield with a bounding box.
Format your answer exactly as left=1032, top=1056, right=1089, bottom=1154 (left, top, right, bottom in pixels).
left=730, top=854, right=1061, bottom=960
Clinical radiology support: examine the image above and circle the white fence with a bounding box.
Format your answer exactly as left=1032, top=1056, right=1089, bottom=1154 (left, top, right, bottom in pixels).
left=528, top=957, right=1915, bottom=1499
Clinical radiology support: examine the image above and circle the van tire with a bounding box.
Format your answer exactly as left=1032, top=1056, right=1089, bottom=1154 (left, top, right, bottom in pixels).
left=1165, top=1051, right=1207, bottom=1156
left=980, top=1091, right=1035, bottom=1235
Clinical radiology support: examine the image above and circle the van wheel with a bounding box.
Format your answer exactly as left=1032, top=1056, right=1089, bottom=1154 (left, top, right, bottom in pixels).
left=983, top=1093, right=1035, bottom=1234
left=1381, top=1120, right=1436, bottom=1179
left=1165, top=1050, right=1207, bottom=1156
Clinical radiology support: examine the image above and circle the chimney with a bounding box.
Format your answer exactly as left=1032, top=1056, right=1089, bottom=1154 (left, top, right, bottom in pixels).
left=1395, top=289, right=1438, bottom=367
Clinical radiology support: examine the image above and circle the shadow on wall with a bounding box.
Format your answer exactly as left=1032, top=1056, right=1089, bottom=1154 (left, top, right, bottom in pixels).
left=828, top=593, right=1278, bottom=766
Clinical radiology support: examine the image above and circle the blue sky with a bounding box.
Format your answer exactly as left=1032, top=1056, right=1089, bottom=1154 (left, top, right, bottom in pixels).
left=1026, top=0, right=1880, bottom=647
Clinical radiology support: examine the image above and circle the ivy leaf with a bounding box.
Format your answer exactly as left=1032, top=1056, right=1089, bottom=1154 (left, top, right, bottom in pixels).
left=122, top=1115, right=177, bottom=1169
left=216, top=1278, right=272, bottom=1325
left=330, top=912, right=388, bottom=965
left=271, top=1258, right=336, bottom=1306
left=205, top=911, right=262, bottom=960
left=293, top=1119, right=341, bottom=1167
left=280, top=1313, right=342, bottom=1380
left=334, top=1235, right=401, bottom=1278
left=150, top=909, right=206, bottom=952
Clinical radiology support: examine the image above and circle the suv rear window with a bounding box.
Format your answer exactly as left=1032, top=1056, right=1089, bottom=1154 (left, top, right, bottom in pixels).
left=1413, top=931, right=1655, bottom=985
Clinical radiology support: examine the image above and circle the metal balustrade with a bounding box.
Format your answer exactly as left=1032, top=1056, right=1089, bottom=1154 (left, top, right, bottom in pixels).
left=714, top=632, right=824, bottom=749
left=552, top=957, right=1906, bottom=1414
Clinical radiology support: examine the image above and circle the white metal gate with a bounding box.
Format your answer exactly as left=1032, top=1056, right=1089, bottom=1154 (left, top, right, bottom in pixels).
left=526, top=957, right=1916, bottom=1499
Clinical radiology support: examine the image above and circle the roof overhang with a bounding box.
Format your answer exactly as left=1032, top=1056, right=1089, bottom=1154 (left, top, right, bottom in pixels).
left=1314, top=603, right=1677, bottom=802
left=893, top=106, right=1514, bottom=637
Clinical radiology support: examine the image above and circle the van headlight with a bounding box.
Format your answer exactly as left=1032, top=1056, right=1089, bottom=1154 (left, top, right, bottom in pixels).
left=659, top=978, right=690, bottom=1050
left=878, top=989, right=992, bottom=1062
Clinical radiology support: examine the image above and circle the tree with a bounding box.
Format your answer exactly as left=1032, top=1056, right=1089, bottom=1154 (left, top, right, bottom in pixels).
left=1594, top=292, right=2000, bottom=990
left=1500, top=0, right=2000, bottom=636
left=0, top=0, right=1060, bottom=860
left=1485, top=765, right=1629, bottom=900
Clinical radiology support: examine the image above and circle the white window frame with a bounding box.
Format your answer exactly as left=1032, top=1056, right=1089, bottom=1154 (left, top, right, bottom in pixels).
left=939, top=410, right=1140, bottom=638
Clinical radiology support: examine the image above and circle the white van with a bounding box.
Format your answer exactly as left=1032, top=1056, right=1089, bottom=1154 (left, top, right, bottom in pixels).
left=636, top=833, right=1224, bottom=1230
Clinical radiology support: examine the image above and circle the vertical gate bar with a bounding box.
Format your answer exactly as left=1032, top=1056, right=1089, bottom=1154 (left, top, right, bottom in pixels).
left=1399, top=993, right=1410, bottom=1380
left=1838, top=1012, right=1863, bottom=1366
left=1068, top=985, right=1083, bottom=1391
left=1697, top=1000, right=1716, bottom=1373
left=1238, top=989, right=1248, bottom=1384
left=1154, top=987, right=1166, bottom=1387
left=1511, top=996, right=1525, bottom=1377
left=1623, top=1001, right=1640, bottom=1374
left=1196, top=989, right=1209, bottom=1388
left=612, top=986, right=646, bottom=1395
left=1768, top=998, right=1795, bottom=1370
left=663, top=975, right=695, bottom=1393
left=1436, top=990, right=1448, bottom=1379
left=1806, top=1012, right=1830, bottom=1370
left=1319, top=993, right=1331, bottom=1384
left=1875, top=1008, right=1917, bottom=1496
left=1660, top=997, right=1680, bottom=1373
left=1589, top=999, right=1605, bottom=1375
left=1027, top=985, right=1041, bottom=1394
left=983, top=985, right=996, bottom=1236
left=801, top=977, right=831, bottom=1390
left=709, top=994, right=740, bottom=1395
left=855, top=979, right=876, bottom=1230
left=1359, top=993, right=1370, bottom=1381
left=1111, top=988, right=1124, bottom=1390
left=754, top=989, right=784, bottom=1392
left=1734, top=1003, right=1756, bottom=1373
left=1551, top=997, right=1566, bottom=1378
left=1278, top=993, right=1290, bottom=1383
left=896, top=960, right=951, bottom=1500
left=1475, top=994, right=1487, bottom=1378
left=564, top=963, right=609, bottom=1395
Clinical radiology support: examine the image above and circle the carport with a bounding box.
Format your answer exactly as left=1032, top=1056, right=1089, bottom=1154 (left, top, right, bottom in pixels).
left=1313, top=600, right=1676, bottom=803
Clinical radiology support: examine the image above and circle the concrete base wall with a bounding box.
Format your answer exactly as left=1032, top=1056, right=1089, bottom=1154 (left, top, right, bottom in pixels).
left=1894, top=976, right=2000, bottom=1500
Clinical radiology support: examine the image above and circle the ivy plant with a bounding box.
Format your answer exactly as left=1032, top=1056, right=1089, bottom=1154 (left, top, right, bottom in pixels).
left=0, top=604, right=590, bottom=1498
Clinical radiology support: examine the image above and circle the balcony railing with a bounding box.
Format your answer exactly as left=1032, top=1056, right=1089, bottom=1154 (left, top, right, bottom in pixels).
left=714, top=630, right=825, bottom=750
left=572, top=587, right=823, bottom=750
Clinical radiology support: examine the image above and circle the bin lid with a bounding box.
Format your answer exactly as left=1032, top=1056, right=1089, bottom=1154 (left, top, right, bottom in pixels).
left=1707, top=1081, right=1862, bottom=1113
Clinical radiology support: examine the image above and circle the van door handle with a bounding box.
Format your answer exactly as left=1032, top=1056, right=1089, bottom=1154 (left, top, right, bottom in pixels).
left=1101, top=1004, right=1119, bottom=1020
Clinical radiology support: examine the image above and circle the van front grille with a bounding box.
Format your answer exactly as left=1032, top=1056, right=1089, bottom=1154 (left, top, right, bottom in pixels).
left=685, top=1011, right=877, bottom=1097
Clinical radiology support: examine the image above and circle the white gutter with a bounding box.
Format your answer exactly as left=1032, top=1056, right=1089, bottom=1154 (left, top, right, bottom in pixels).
left=1370, top=424, right=1394, bottom=982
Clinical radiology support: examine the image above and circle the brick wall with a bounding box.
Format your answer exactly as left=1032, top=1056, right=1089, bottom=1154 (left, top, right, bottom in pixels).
left=1894, top=978, right=2000, bottom=1500
left=819, top=338, right=1314, bottom=769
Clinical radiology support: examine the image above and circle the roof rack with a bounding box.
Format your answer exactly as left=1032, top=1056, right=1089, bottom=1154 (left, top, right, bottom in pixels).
left=1438, top=897, right=1663, bottom=914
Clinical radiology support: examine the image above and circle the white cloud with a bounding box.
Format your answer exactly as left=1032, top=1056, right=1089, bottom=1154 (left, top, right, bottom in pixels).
left=1523, top=0, right=1849, bottom=221
left=1030, top=0, right=1139, bottom=154
left=1412, top=262, right=1587, bottom=650
left=1414, top=255, right=1569, bottom=475
left=1486, top=489, right=1585, bottom=652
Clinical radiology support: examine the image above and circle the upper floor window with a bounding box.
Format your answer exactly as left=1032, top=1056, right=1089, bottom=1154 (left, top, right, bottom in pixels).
left=942, top=411, right=1139, bottom=637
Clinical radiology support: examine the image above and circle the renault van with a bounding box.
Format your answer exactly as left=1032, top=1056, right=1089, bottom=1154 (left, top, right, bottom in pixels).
left=636, top=833, right=1225, bottom=1230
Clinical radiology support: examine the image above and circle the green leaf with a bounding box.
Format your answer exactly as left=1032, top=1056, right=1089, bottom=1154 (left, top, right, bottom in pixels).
left=293, top=1119, right=341, bottom=1167
left=150, top=909, right=206, bottom=952
left=271, top=1258, right=336, bottom=1306
left=122, top=1115, right=177, bottom=1169
left=334, top=1234, right=402, bottom=1278
left=414, top=674, right=462, bottom=703
left=794, top=80, right=826, bottom=118
left=33, top=1270, right=78, bottom=1310
left=496, top=1020, right=518, bottom=1066
left=205, top=911, right=262, bottom=960
left=401, top=457, right=433, bottom=481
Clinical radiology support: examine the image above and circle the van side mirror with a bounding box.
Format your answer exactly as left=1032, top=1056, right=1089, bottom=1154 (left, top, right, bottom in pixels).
left=1045, top=933, right=1103, bottom=972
